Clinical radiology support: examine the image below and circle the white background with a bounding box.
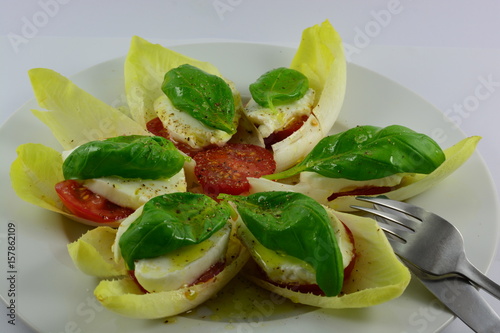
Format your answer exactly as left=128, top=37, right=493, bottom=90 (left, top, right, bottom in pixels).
left=1, top=0, right=499, bottom=332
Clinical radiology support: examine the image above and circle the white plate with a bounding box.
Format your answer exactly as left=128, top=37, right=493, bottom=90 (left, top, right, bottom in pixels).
left=1, top=42, right=499, bottom=333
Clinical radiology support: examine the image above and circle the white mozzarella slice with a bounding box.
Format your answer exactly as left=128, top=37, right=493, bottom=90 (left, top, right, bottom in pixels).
left=244, top=88, right=315, bottom=138
left=235, top=207, right=354, bottom=286
left=112, top=207, right=144, bottom=262
left=154, top=80, right=242, bottom=149
left=134, top=224, right=231, bottom=292
left=324, top=205, right=355, bottom=269
left=61, top=147, right=77, bottom=161
left=299, top=171, right=404, bottom=194
left=83, top=169, right=187, bottom=210
left=236, top=220, right=315, bottom=285
left=248, top=172, right=404, bottom=205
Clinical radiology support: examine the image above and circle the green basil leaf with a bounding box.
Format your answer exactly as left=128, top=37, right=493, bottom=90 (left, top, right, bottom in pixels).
left=119, top=192, right=231, bottom=269
left=161, top=64, right=236, bottom=133
left=221, top=191, right=343, bottom=296
left=249, top=67, right=309, bottom=110
left=266, top=125, right=446, bottom=180
left=63, top=135, right=187, bottom=180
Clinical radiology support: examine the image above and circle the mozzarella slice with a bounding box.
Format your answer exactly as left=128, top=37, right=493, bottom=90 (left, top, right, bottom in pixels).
left=244, top=88, right=315, bottom=138
left=154, top=80, right=243, bottom=149
left=298, top=171, right=404, bottom=194
left=248, top=172, right=404, bottom=205
left=113, top=211, right=231, bottom=293
left=112, top=207, right=144, bottom=262
left=62, top=145, right=187, bottom=210
left=235, top=206, right=354, bottom=286
left=83, top=169, right=187, bottom=210
left=133, top=224, right=231, bottom=293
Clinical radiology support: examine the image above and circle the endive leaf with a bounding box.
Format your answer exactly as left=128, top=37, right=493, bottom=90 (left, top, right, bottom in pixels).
left=67, top=227, right=127, bottom=277
left=29, top=68, right=149, bottom=150
left=273, top=20, right=347, bottom=171
left=125, top=36, right=221, bottom=128
left=10, top=143, right=66, bottom=214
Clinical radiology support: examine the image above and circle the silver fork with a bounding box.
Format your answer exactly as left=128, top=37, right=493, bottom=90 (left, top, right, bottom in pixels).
left=351, top=196, right=500, bottom=300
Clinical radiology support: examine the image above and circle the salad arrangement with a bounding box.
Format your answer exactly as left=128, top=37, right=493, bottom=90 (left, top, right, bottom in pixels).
left=10, top=20, right=480, bottom=320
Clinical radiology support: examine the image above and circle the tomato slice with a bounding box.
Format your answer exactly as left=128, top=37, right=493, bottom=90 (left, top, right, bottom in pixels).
left=327, top=186, right=396, bottom=201
left=188, top=260, right=226, bottom=286
left=55, top=180, right=134, bottom=223
left=193, top=143, right=276, bottom=197
left=146, top=117, right=202, bottom=158
left=145, top=116, right=170, bottom=139
left=264, top=115, right=309, bottom=149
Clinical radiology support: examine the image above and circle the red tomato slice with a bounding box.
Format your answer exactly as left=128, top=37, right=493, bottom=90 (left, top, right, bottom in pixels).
left=55, top=180, right=134, bottom=223
left=188, top=260, right=226, bottom=286
left=145, top=116, right=170, bottom=139
left=327, top=186, right=396, bottom=201
left=146, top=117, right=202, bottom=158
left=193, top=143, right=276, bottom=197
left=264, top=114, right=309, bottom=149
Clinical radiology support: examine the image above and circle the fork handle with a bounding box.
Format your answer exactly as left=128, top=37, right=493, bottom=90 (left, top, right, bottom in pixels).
left=459, top=259, right=500, bottom=300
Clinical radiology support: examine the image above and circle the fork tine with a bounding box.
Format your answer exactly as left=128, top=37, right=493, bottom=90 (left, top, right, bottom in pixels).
left=351, top=205, right=411, bottom=260
left=351, top=204, right=419, bottom=232
left=379, top=227, right=409, bottom=257
left=377, top=224, right=407, bottom=243
left=356, top=196, right=431, bottom=222
left=354, top=211, right=408, bottom=255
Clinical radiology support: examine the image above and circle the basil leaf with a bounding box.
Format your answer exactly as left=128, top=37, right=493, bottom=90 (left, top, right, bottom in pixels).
left=119, top=192, right=231, bottom=269
left=266, top=125, right=446, bottom=180
left=249, top=67, right=309, bottom=110
left=63, top=135, right=187, bottom=180
left=221, top=191, right=343, bottom=296
left=161, top=64, right=236, bottom=133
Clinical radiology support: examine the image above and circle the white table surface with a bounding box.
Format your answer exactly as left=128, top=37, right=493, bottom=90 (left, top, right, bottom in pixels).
left=1, top=1, right=499, bottom=332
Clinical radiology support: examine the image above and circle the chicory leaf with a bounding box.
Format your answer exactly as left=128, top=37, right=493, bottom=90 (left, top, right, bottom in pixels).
left=249, top=67, right=309, bottom=110
left=266, top=125, right=445, bottom=180
left=63, top=135, right=187, bottom=180
left=271, top=20, right=347, bottom=171
left=161, top=64, right=236, bottom=133
left=29, top=68, right=150, bottom=150
left=221, top=191, right=343, bottom=296
left=119, top=192, right=231, bottom=269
